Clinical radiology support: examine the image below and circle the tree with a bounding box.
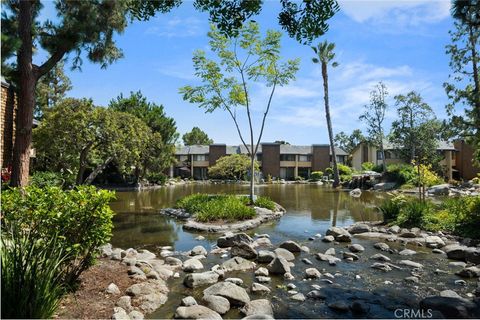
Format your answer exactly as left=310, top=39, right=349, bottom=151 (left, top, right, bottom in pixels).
left=34, top=98, right=151, bottom=185
left=274, top=140, right=290, bottom=145
left=183, top=127, right=213, bottom=145
left=180, top=22, right=299, bottom=203
left=35, top=60, right=72, bottom=119
left=208, top=154, right=259, bottom=180
left=444, top=0, right=480, bottom=164
left=2, top=1, right=141, bottom=187
left=312, top=41, right=340, bottom=187
left=389, top=92, right=441, bottom=166
left=359, top=82, right=388, bottom=173
left=334, top=129, right=366, bottom=154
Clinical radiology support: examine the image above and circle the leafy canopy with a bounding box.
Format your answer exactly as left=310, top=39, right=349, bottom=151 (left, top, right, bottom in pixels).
left=183, top=127, right=213, bottom=145
left=208, top=154, right=260, bottom=181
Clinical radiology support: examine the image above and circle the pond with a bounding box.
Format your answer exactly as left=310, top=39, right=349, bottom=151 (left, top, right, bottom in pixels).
left=108, top=184, right=477, bottom=319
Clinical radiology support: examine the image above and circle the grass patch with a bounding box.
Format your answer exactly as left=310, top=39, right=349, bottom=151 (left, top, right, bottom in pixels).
left=176, top=194, right=277, bottom=222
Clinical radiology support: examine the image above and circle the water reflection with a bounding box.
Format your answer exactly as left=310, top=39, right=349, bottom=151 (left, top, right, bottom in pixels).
left=109, top=184, right=385, bottom=250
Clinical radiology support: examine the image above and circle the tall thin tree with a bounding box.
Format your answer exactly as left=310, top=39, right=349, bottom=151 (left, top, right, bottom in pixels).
left=312, top=41, right=340, bottom=187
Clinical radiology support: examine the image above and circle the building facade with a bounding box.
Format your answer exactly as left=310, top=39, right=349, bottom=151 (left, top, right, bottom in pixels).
left=172, top=143, right=348, bottom=180
left=1, top=78, right=16, bottom=169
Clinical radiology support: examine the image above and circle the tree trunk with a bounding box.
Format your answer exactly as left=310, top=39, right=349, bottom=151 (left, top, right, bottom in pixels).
left=379, top=137, right=387, bottom=174
left=76, top=144, right=92, bottom=185
left=321, top=62, right=340, bottom=187
left=250, top=153, right=255, bottom=205
left=83, top=157, right=113, bottom=185
left=10, top=0, right=36, bottom=187
left=469, top=25, right=480, bottom=128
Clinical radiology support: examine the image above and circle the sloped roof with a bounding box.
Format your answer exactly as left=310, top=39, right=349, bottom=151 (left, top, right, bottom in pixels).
left=176, top=145, right=209, bottom=155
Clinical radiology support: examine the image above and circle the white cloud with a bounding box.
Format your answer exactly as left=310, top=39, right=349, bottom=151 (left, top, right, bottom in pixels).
left=145, top=16, right=205, bottom=38
left=273, top=106, right=326, bottom=127
left=339, top=0, right=451, bottom=28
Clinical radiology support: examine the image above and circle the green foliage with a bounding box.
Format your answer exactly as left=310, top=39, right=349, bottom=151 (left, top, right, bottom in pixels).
left=254, top=196, right=276, bottom=211
left=182, top=127, right=213, bottom=145
left=30, top=171, right=65, bottom=188
left=379, top=196, right=405, bottom=223
left=334, top=129, right=366, bottom=154
left=310, top=171, right=323, bottom=181
left=176, top=194, right=255, bottom=222
left=208, top=154, right=259, bottom=180
left=443, top=196, right=480, bottom=239
left=396, top=199, right=433, bottom=228
left=2, top=186, right=115, bottom=284
left=1, top=229, right=69, bottom=319
left=325, top=167, right=334, bottom=176
left=337, top=164, right=353, bottom=175
left=146, top=172, right=167, bottom=185
left=361, top=162, right=375, bottom=171
left=385, top=164, right=416, bottom=185
left=410, top=163, right=444, bottom=187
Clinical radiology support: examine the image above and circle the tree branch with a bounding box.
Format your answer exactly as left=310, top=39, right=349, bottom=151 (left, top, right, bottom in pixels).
left=255, top=78, right=277, bottom=155
left=35, top=48, right=67, bottom=79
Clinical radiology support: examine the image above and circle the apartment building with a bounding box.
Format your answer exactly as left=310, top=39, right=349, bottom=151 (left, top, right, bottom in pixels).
left=171, top=143, right=348, bottom=180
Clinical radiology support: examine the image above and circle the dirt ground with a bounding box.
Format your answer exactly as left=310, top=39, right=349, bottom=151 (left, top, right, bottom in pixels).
left=55, top=258, right=138, bottom=319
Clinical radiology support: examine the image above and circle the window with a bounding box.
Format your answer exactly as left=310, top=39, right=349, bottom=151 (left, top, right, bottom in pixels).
left=193, top=154, right=208, bottom=161
left=256, top=154, right=262, bottom=161
left=176, top=155, right=188, bottom=162
left=280, top=167, right=295, bottom=180
left=280, top=154, right=295, bottom=161
left=385, top=151, right=391, bottom=159
left=298, top=155, right=311, bottom=162
left=376, top=151, right=383, bottom=160
left=336, top=155, right=344, bottom=164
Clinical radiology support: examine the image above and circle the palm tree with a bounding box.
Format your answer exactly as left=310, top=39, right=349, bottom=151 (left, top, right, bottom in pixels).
left=312, top=41, right=340, bottom=187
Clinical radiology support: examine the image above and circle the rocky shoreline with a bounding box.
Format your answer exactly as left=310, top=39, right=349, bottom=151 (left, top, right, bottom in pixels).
left=94, top=221, right=480, bottom=319
left=160, top=205, right=286, bottom=233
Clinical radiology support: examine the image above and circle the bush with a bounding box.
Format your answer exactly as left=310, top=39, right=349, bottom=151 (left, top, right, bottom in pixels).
left=337, top=164, right=353, bottom=176
left=396, top=199, right=433, bottom=228
left=30, top=171, right=65, bottom=188
left=1, top=186, right=115, bottom=284
left=372, top=164, right=384, bottom=173
left=1, top=228, right=69, bottom=319
left=385, top=164, right=416, bottom=185
left=254, top=196, right=276, bottom=211
left=443, top=196, right=480, bottom=239
left=379, top=196, right=405, bottom=223
left=361, top=162, right=375, bottom=171
left=177, top=194, right=256, bottom=222
left=208, top=154, right=259, bottom=180
left=310, top=171, right=323, bottom=181
left=410, top=164, right=444, bottom=187
left=325, top=167, right=333, bottom=176
left=146, top=172, right=167, bottom=185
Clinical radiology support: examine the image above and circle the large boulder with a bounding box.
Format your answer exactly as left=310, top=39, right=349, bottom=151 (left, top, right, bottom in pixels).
left=419, top=296, right=480, bottom=318
left=425, top=236, right=446, bottom=249
left=174, top=305, right=222, bottom=320
left=257, top=250, right=276, bottom=263
left=267, top=257, right=290, bottom=275
left=348, top=244, right=365, bottom=253
left=251, top=283, right=271, bottom=294
left=305, top=268, right=321, bottom=279
left=349, top=223, right=371, bottom=234
left=231, top=242, right=258, bottom=259
left=184, top=271, right=220, bottom=288
left=273, top=248, right=295, bottom=261
left=221, top=257, right=255, bottom=272
left=190, top=245, right=208, bottom=256
left=465, top=247, right=480, bottom=264
left=202, top=295, right=231, bottom=315
left=279, top=240, right=302, bottom=252
left=217, top=232, right=253, bottom=248
left=326, top=227, right=352, bottom=242
left=182, top=258, right=204, bottom=272
left=203, top=282, right=251, bottom=306
left=428, top=184, right=451, bottom=196
left=240, top=299, right=273, bottom=316
left=444, top=244, right=467, bottom=261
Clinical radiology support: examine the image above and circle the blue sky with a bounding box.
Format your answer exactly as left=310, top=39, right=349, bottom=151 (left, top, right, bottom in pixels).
left=36, top=0, right=454, bottom=145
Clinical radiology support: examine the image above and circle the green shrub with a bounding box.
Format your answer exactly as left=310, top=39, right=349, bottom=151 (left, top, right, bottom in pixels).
left=310, top=171, right=323, bottom=181
left=1, top=227, right=70, bottom=319
left=443, top=196, right=480, bottom=239
left=254, top=196, right=276, bottom=211
left=372, top=164, right=384, bottom=173
left=396, top=199, right=433, bottom=228
left=1, top=186, right=115, bottom=284
left=337, top=164, right=353, bottom=176
left=409, top=164, right=444, bottom=187
left=30, top=171, right=65, bottom=188
left=385, top=164, right=416, bottom=185
left=146, top=172, right=167, bottom=185
left=325, top=167, right=333, bottom=176
left=176, top=193, right=213, bottom=213
left=208, top=154, right=259, bottom=180
left=379, top=196, right=405, bottom=223
left=361, top=162, right=375, bottom=171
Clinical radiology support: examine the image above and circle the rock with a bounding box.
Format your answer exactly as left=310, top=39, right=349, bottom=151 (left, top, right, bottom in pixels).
left=449, top=261, right=467, bottom=268
left=116, top=296, right=133, bottom=313
left=284, top=272, right=295, bottom=280
left=202, top=295, right=230, bottom=315
left=399, top=229, right=417, bottom=238
left=428, top=184, right=450, bottom=196
left=373, top=182, right=396, bottom=191
left=273, top=248, right=295, bottom=261
left=240, top=299, right=273, bottom=316
left=256, top=276, right=271, bottom=283
left=111, top=248, right=123, bottom=261
left=306, top=290, right=327, bottom=299
left=195, top=235, right=205, bottom=241
left=257, top=250, right=276, bottom=263
left=349, top=188, right=362, bottom=197
left=404, top=276, right=420, bottom=283
left=349, top=223, right=371, bottom=234
left=174, top=305, right=222, bottom=320
left=221, top=257, right=255, bottom=272
left=128, top=310, right=144, bottom=320
left=455, top=280, right=467, bottom=286
left=150, top=262, right=174, bottom=280
left=182, top=258, right=204, bottom=272
left=106, top=283, right=121, bottom=295
left=204, top=282, right=250, bottom=306
left=99, top=243, right=113, bottom=257
left=165, top=257, right=183, bottom=267
left=326, top=227, right=352, bottom=242
left=184, top=271, right=220, bottom=288
left=231, top=242, right=258, bottom=259
left=432, top=249, right=446, bottom=254
left=328, top=300, right=350, bottom=312
left=181, top=296, right=198, bottom=306
left=325, top=248, right=336, bottom=256
left=290, top=293, right=306, bottom=302
left=217, top=232, right=253, bottom=248
left=322, top=235, right=335, bottom=243
left=267, top=257, right=290, bottom=275
left=444, top=244, right=467, bottom=260
left=251, top=283, right=271, bottom=294
left=456, top=266, right=480, bottom=278
left=255, top=237, right=272, bottom=247
left=343, top=252, right=359, bottom=260
left=305, top=267, right=321, bottom=279
left=222, top=278, right=242, bottom=285
left=242, top=315, right=274, bottom=319
left=112, top=307, right=129, bottom=320
left=371, top=263, right=392, bottom=272
left=137, top=249, right=156, bottom=261
left=190, top=245, right=208, bottom=256
left=465, top=247, right=480, bottom=264
left=255, top=267, right=269, bottom=277
left=350, top=300, right=370, bottom=314
left=370, top=253, right=391, bottom=262
left=374, top=242, right=390, bottom=251
left=302, top=258, right=313, bottom=265
left=419, top=296, right=479, bottom=318
left=125, top=280, right=169, bottom=313
left=388, top=225, right=400, bottom=234
left=399, top=249, right=416, bottom=256
left=425, top=236, right=446, bottom=249
left=348, top=244, right=365, bottom=253
left=399, top=260, right=423, bottom=268
left=279, top=240, right=302, bottom=252
left=128, top=266, right=145, bottom=277
left=256, top=233, right=270, bottom=239
left=440, top=290, right=461, bottom=299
